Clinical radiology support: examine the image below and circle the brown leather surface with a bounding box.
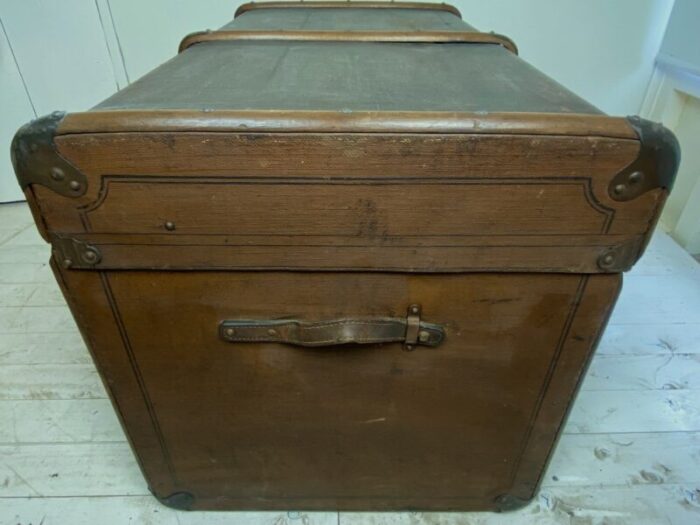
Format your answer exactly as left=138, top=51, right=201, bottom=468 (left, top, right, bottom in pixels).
left=30, top=127, right=663, bottom=273
left=219, top=310, right=445, bottom=347
left=59, top=110, right=634, bottom=136
left=51, top=265, right=621, bottom=510
left=13, top=0, right=672, bottom=512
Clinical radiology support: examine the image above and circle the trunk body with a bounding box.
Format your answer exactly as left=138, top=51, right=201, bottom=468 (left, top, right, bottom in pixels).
left=14, top=1, right=679, bottom=512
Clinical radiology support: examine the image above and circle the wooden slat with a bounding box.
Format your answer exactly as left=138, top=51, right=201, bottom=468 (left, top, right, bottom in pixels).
left=0, top=443, right=145, bottom=497
left=0, top=283, right=65, bottom=307
left=0, top=244, right=50, bottom=263
left=0, top=332, right=89, bottom=365
left=234, top=1, right=463, bottom=18
left=0, top=399, right=125, bottom=444
left=612, top=274, right=700, bottom=325
left=59, top=110, right=637, bottom=137
left=338, top=485, right=700, bottom=524
left=0, top=306, right=76, bottom=334
left=0, top=364, right=106, bottom=400
left=0, top=496, right=339, bottom=525
left=0, top=263, right=53, bottom=285
left=178, top=30, right=518, bottom=54
left=544, top=432, right=700, bottom=486
left=631, top=230, right=700, bottom=277
left=581, top=354, right=700, bottom=391
left=597, top=323, right=700, bottom=355
left=565, top=390, right=700, bottom=434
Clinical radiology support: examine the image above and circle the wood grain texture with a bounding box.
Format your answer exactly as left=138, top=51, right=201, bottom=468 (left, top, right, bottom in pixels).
left=59, top=111, right=635, bottom=136
left=49, top=260, right=621, bottom=510
left=178, top=30, right=518, bottom=54
left=26, top=129, right=664, bottom=272
left=9, top=0, right=678, bottom=513
left=1, top=199, right=697, bottom=520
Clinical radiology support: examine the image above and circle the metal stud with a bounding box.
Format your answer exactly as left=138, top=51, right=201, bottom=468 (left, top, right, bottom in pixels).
left=82, top=250, right=98, bottom=263
left=164, top=221, right=176, bottom=231
left=224, top=327, right=235, bottom=338
left=50, top=167, right=65, bottom=181
left=69, top=180, right=81, bottom=191
left=267, top=329, right=277, bottom=336
left=418, top=331, right=430, bottom=343
left=628, top=171, right=644, bottom=184
left=613, top=184, right=626, bottom=195
left=598, top=250, right=616, bottom=270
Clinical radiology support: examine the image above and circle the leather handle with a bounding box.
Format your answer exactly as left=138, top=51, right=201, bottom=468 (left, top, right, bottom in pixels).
left=219, top=304, right=445, bottom=350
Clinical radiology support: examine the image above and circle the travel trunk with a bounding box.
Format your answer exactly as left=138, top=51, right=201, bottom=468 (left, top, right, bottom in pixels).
left=12, top=1, right=679, bottom=512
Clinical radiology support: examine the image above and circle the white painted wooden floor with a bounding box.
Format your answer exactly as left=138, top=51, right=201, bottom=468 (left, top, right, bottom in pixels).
left=1, top=201, right=699, bottom=525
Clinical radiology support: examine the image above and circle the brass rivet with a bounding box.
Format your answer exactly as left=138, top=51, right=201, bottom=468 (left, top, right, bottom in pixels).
left=83, top=250, right=98, bottom=263
left=418, top=331, right=430, bottom=343
left=69, top=180, right=81, bottom=191
left=613, top=184, right=626, bottom=195
left=50, top=167, right=65, bottom=181
left=629, top=171, right=643, bottom=184
left=267, top=329, right=277, bottom=336
left=224, top=327, right=235, bottom=337
left=602, top=253, right=614, bottom=265
left=62, top=258, right=72, bottom=269
left=164, top=221, right=176, bottom=231
left=410, top=306, right=419, bottom=314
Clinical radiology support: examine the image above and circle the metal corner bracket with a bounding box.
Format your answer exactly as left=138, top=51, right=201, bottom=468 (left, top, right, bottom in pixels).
left=11, top=111, right=87, bottom=197
left=494, top=493, right=532, bottom=512
left=597, top=238, right=642, bottom=272
left=152, top=490, right=195, bottom=511
left=609, top=116, right=681, bottom=202
left=51, top=236, right=101, bottom=269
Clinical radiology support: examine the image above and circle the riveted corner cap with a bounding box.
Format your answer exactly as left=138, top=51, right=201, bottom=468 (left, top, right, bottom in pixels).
left=11, top=111, right=87, bottom=198
left=609, top=116, right=681, bottom=201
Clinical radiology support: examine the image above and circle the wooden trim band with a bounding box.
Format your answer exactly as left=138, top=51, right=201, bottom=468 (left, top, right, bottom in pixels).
left=58, top=110, right=638, bottom=140
left=178, top=29, right=517, bottom=54
left=234, top=1, right=462, bottom=19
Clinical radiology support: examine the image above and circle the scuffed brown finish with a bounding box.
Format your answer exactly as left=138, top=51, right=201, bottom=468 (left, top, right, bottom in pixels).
left=58, top=110, right=635, bottom=136
left=14, top=0, right=678, bottom=513
left=235, top=1, right=463, bottom=18
left=178, top=30, right=518, bottom=54
left=51, top=263, right=621, bottom=511
left=219, top=304, right=446, bottom=348
left=31, top=126, right=662, bottom=273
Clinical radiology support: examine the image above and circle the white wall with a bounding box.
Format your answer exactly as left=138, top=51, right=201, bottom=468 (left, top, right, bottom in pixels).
left=641, top=0, right=700, bottom=255
left=0, top=0, right=675, bottom=202
left=452, top=0, right=675, bottom=114
left=657, top=0, right=700, bottom=75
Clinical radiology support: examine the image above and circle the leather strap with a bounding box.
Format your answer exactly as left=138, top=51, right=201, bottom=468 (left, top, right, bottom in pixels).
left=179, top=30, right=518, bottom=54
left=220, top=305, right=445, bottom=349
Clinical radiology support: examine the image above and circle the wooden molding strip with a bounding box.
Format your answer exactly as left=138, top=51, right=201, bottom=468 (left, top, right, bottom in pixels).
left=58, top=110, right=638, bottom=140
left=234, top=1, right=462, bottom=19
left=178, top=29, right=517, bottom=54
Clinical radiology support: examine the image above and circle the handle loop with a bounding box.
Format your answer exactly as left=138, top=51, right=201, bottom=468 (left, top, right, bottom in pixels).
left=219, top=304, right=445, bottom=350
